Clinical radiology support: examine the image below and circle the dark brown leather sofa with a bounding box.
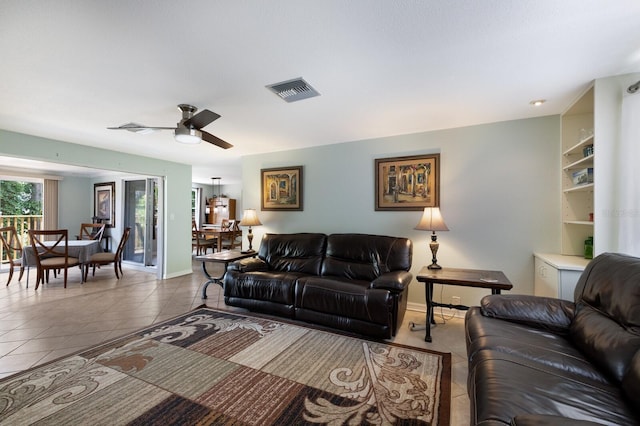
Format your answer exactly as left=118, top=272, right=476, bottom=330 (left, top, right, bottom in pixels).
left=465, top=253, right=640, bottom=425
left=223, top=233, right=413, bottom=339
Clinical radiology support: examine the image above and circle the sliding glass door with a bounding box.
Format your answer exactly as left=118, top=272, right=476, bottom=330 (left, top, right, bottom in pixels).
left=123, top=178, right=158, bottom=267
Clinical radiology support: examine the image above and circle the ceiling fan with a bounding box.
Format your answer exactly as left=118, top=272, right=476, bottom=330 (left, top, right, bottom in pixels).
left=108, top=104, right=233, bottom=149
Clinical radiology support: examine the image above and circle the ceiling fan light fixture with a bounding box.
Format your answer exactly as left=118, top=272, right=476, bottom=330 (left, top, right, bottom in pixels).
left=175, top=128, right=202, bottom=144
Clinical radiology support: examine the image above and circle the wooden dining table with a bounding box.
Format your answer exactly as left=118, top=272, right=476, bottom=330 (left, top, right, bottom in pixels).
left=200, top=227, right=242, bottom=252
left=22, top=239, right=103, bottom=266
left=22, top=239, right=103, bottom=284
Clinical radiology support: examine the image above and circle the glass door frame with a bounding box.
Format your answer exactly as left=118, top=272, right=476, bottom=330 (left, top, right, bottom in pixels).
left=121, top=176, right=164, bottom=279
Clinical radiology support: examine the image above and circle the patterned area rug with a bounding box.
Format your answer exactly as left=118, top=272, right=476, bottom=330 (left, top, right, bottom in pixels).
left=0, top=308, right=451, bottom=425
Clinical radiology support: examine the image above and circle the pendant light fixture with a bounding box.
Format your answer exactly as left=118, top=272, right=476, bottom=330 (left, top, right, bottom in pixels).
left=211, top=177, right=227, bottom=214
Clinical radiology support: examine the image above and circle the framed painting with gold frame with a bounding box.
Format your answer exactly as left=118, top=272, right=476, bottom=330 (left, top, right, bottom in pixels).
left=375, top=154, right=440, bottom=211
left=261, top=166, right=303, bottom=211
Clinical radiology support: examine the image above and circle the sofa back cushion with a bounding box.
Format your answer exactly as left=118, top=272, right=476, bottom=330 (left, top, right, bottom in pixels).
left=322, top=234, right=412, bottom=281
left=258, top=233, right=327, bottom=275
left=570, top=253, right=640, bottom=383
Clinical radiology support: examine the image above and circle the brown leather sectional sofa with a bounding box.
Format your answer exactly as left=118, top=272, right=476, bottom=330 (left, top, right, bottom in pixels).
left=223, top=233, right=413, bottom=339
left=465, top=252, right=640, bottom=425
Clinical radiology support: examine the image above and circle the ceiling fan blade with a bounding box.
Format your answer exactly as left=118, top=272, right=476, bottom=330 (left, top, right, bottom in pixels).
left=201, top=131, right=233, bottom=149
left=184, top=109, right=220, bottom=130
left=107, top=124, right=175, bottom=131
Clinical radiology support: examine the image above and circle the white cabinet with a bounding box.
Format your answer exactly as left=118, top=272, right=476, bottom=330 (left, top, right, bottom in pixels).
left=534, top=253, right=589, bottom=301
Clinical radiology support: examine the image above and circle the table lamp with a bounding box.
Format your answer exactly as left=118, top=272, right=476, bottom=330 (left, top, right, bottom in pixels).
left=415, top=207, right=449, bottom=269
left=239, top=209, right=262, bottom=252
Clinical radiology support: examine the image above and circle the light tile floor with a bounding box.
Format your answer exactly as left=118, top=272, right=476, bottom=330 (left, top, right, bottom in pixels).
left=0, top=258, right=469, bottom=425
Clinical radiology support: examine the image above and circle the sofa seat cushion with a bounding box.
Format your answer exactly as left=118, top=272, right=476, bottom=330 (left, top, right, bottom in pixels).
left=224, top=270, right=306, bottom=305
left=468, top=349, right=637, bottom=426
left=295, top=276, right=393, bottom=326
left=466, top=308, right=609, bottom=385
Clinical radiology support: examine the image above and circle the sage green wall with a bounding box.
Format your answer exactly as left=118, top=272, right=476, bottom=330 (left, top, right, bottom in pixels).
left=242, top=116, right=561, bottom=309
left=0, top=129, right=193, bottom=278
left=58, top=176, right=92, bottom=231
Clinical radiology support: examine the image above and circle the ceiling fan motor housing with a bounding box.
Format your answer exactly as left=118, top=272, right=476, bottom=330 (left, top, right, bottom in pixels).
left=178, top=104, right=198, bottom=123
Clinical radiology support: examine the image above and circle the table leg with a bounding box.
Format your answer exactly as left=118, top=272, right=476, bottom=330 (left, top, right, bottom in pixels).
left=425, top=282, right=434, bottom=342
left=201, top=261, right=226, bottom=299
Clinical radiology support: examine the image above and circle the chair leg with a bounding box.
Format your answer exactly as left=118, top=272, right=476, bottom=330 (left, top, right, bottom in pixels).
left=5, top=268, right=13, bottom=286
left=18, top=266, right=24, bottom=281
left=114, top=262, right=120, bottom=279
left=34, top=269, right=41, bottom=290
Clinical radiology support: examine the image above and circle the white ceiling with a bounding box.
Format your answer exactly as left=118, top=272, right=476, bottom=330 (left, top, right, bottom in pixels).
left=1, top=1, right=639, bottom=184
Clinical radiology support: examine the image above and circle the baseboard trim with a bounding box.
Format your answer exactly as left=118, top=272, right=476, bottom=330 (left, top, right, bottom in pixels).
left=164, top=269, right=193, bottom=279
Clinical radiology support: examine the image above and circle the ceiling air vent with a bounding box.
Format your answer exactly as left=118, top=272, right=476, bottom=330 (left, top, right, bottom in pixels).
left=266, top=77, right=320, bottom=103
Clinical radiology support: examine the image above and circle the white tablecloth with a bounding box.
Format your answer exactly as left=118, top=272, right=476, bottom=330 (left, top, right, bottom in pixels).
left=23, top=240, right=102, bottom=266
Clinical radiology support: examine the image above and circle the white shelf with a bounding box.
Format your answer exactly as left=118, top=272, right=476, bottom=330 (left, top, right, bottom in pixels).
left=563, top=135, right=594, bottom=156
left=563, top=154, right=594, bottom=171
left=563, top=183, right=594, bottom=193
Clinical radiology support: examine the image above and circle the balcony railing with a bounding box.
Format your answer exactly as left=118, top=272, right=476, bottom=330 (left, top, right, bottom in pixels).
left=0, top=215, right=44, bottom=270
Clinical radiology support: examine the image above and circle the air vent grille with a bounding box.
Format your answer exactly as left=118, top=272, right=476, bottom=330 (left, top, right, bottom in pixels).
left=267, top=78, right=320, bottom=103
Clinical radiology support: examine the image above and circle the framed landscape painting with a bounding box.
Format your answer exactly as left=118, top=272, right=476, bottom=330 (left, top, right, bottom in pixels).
left=261, top=166, right=303, bottom=211
left=375, top=154, right=440, bottom=211
left=94, top=181, right=115, bottom=227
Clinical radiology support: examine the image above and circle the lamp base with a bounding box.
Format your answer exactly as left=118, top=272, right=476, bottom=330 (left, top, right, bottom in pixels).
left=428, top=233, right=442, bottom=270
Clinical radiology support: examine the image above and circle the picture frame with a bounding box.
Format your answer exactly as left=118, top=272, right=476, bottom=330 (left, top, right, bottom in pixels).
left=94, top=182, right=116, bottom=227
left=261, top=166, right=303, bottom=211
left=375, top=154, right=440, bottom=211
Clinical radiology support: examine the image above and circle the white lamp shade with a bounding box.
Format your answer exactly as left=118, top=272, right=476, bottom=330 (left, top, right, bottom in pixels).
left=240, top=209, right=262, bottom=227
left=175, top=128, right=202, bottom=144
left=415, top=207, right=449, bottom=231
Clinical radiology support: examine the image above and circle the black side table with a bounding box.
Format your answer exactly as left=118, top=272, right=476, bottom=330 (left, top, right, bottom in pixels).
left=196, top=251, right=257, bottom=299
left=415, top=267, right=513, bottom=342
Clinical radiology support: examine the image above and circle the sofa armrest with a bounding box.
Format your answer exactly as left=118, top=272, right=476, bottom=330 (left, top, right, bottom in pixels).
left=370, top=271, right=412, bottom=292
left=228, top=257, right=269, bottom=273
left=481, top=294, right=575, bottom=334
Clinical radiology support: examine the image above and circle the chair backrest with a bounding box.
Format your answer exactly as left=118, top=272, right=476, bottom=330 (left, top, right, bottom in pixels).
left=115, top=227, right=131, bottom=259
left=78, top=223, right=106, bottom=241
left=28, top=229, right=71, bottom=267
left=0, top=226, right=23, bottom=264
left=220, top=228, right=237, bottom=249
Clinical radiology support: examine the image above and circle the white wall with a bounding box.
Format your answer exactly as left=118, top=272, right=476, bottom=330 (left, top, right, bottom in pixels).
left=242, top=115, right=561, bottom=308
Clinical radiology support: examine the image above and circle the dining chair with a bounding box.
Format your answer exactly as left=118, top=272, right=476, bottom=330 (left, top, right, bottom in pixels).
left=219, top=224, right=239, bottom=251
left=229, top=220, right=243, bottom=248
left=0, top=226, right=25, bottom=286
left=77, top=223, right=106, bottom=242
left=28, top=229, right=81, bottom=290
left=192, top=220, right=216, bottom=255
left=84, top=227, right=131, bottom=280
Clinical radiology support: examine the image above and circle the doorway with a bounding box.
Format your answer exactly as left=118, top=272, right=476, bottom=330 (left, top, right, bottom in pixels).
left=123, top=178, right=158, bottom=268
